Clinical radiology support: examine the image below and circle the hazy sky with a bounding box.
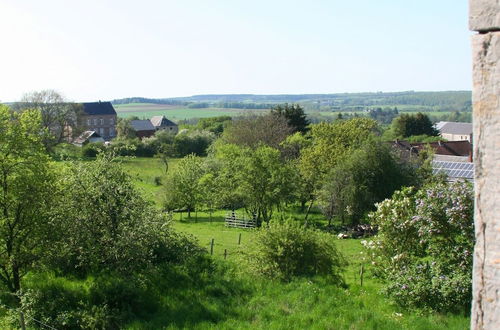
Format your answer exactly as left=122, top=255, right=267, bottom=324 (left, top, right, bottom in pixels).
left=0, top=0, right=471, bottom=102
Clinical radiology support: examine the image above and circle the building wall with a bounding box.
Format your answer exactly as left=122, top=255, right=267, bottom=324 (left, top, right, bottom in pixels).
left=441, top=133, right=472, bottom=142
left=82, top=114, right=117, bottom=140
left=470, top=0, right=500, bottom=328
left=156, top=125, right=179, bottom=134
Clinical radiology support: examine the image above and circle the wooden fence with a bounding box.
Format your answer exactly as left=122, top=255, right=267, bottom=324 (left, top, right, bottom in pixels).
left=224, top=212, right=256, bottom=228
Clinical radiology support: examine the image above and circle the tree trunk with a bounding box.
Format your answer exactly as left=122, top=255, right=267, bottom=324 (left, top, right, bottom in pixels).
left=304, top=199, right=314, bottom=227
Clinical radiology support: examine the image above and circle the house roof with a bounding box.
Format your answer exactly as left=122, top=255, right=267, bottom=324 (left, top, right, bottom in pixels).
left=74, top=130, right=102, bottom=144
left=438, top=122, right=472, bottom=135
left=130, top=119, right=155, bottom=132
left=82, top=101, right=117, bottom=116
left=391, top=140, right=472, bottom=157
left=150, top=115, right=177, bottom=127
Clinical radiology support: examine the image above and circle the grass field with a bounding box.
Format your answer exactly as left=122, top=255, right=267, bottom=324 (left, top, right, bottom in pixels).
left=118, top=158, right=470, bottom=329
left=114, top=103, right=269, bottom=121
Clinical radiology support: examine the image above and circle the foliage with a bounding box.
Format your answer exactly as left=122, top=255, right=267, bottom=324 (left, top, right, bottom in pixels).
left=246, top=220, right=345, bottom=281
left=116, top=117, right=136, bottom=139
left=50, top=153, right=174, bottom=275
left=196, top=116, right=232, bottom=135
left=172, top=129, right=215, bottom=157
left=365, top=181, right=474, bottom=312
left=391, top=113, right=437, bottom=138
left=318, top=140, right=416, bottom=224
left=213, top=144, right=297, bottom=224
left=14, top=90, right=84, bottom=146
left=163, top=154, right=205, bottom=217
left=271, top=103, right=310, bottom=133
left=81, top=142, right=106, bottom=158
left=0, top=105, right=57, bottom=294
left=222, top=114, right=293, bottom=149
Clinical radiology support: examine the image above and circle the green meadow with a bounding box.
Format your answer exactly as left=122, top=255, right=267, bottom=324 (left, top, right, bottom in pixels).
left=118, top=157, right=470, bottom=329
left=114, top=103, right=269, bottom=121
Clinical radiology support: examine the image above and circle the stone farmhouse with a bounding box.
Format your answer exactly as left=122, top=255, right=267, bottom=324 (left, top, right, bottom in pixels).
left=150, top=115, right=178, bottom=134
left=435, top=121, right=472, bottom=142
left=81, top=101, right=117, bottom=140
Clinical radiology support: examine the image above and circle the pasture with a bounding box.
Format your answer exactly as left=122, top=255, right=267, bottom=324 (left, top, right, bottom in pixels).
left=120, top=157, right=470, bottom=329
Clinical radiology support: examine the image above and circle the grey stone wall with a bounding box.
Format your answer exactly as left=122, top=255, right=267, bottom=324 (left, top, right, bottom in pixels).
left=470, top=1, right=500, bottom=329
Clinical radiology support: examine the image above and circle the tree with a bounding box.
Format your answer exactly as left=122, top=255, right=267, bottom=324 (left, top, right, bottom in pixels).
left=218, top=145, right=297, bottom=225
left=163, top=154, right=205, bottom=217
left=51, top=153, right=171, bottom=274
left=15, top=90, right=83, bottom=145
left=116, top=117, right=136, bottom=140
left=222, top=114, right=293, bottom=149
left=391, top=112, right=438, bottom=138
left=0, top=105, right=57, bottom=295
left=318, top=140, right=415, bottom=224
left=298, top=118, right=379, bottom=219
left=271, top=103, right=310, bottom=133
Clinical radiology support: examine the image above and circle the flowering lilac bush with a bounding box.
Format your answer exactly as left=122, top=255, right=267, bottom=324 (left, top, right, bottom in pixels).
left=365, top=181, right=473, bottom=312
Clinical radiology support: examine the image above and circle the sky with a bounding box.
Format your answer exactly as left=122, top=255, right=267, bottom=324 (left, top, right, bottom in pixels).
left=0, top=0, right=472, bottom=102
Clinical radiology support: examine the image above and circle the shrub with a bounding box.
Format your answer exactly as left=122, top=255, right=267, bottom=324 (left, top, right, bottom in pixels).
left=365, top=181, right=474, bottom=312
left=246, top=220, right=346, bottom=282
left=81, top=142, right=105, bottom=158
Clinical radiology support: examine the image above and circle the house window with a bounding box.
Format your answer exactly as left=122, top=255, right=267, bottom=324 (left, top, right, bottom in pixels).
left=100, top=128, right=105, bottom=136
left=93, top=118, right=98, bottom=125
left=110, top=118, right=114, bottom=125
left=109, top=127, right=115, bottom=137
left=87, top=119, right=91, bottom=126
left=100, top=118, right=104, bottom=125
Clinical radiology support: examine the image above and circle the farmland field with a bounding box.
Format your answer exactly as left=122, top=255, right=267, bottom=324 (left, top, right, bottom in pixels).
left=114, top=103, right=269, bottom=120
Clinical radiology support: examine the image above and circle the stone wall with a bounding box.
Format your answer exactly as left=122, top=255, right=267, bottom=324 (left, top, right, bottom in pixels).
left=470, top=1, right=500, bottom=329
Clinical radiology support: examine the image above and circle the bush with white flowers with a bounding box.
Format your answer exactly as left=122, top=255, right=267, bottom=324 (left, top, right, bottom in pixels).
left=366, top=181, right=473, bottom=312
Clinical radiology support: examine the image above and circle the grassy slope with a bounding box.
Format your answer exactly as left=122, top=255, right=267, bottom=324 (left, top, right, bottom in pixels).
left=121, top=158, right=469, bottom=330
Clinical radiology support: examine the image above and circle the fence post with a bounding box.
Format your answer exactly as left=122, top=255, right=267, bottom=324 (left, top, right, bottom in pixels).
left=19, top=311, right=26, bottom=330
left=238, top=233, right=242, bottom=245
left=210, top=238, right=214, bottom=255
left=360, top=265, right=364, bottom=287
left=224, top=249, right=227, bottom=260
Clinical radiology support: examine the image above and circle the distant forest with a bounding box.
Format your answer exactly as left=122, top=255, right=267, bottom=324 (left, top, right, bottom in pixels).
left=111, top=91, right=472, bottom=113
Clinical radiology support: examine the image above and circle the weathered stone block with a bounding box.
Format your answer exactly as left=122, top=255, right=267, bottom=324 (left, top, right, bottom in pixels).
left=471, top=31, right=500, bottom=330
left=469, top=0, right=500, bottom=32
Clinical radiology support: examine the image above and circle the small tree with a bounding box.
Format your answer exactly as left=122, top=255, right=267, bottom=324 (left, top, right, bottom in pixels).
left=163, top=154, right=205, bottom=218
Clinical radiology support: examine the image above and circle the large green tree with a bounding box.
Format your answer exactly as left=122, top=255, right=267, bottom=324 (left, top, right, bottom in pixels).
left=391, top=112, right=437, bottom=138
left=271, top=103, right=310, bottom=133
left=0, top=105, right=57, bottom=294
left=15, top=90, right=83, bottom=146
left=222, top=114, right=293, bottom=149
left=298, top=118, right=379, bottom=218
left=318, top=140, right=415, bottom=224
